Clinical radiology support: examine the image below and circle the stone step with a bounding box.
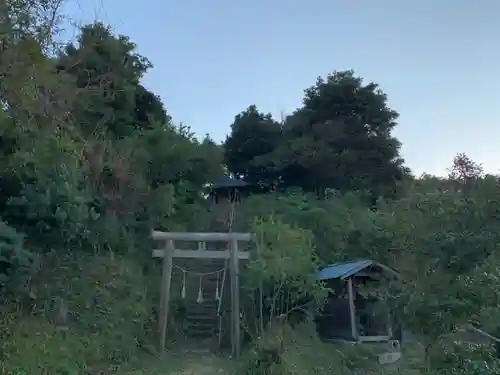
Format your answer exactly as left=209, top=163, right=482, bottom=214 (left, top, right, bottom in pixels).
left=186, top=308, right=218, bottom=313
left=185, top=327, right=216, bottom=335
left=185, top=320, right=217, bottom=328
left=186, top=312, right=218, bottom=318
left=187, top=301, right=217, bottom=306
left=186, top=312, right=218, bottom=319
left=185, top=329, right=216, bottom=337
left=183, top=289, right=220, bottom=296
left=200, top=281, right=223, bottom=286
left=186, top=313, right=218, bottom=321
left=185, top=321, right=217, bottom=331
left=186, top=308, right=218, bottom=314
left=185, top=318, right=216, bottom=326
left=188, top=330, right=217, bottom=338
left=186, top=301, right=219, bottom=309
left=186, top=314, right=218, bottom=321
left=189, top=288, right=219, bottom=294
left=186, top=302, right=218, bottom=308
left=186, top=315, right=218, bottom=324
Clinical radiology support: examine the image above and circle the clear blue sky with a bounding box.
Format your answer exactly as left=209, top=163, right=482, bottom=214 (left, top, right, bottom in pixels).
left=61, top=0, right=499, bottom=176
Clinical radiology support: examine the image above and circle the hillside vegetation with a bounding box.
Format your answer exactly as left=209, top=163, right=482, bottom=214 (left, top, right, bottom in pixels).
left=1, top=2, right=500, bottom=374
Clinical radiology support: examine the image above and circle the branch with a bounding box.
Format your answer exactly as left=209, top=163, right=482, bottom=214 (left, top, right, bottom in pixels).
left=458, top=324, right=500, bottom=343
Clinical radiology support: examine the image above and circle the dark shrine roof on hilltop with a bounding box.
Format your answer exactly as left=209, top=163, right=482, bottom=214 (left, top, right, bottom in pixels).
left=211, top=176, right=249, bottom=189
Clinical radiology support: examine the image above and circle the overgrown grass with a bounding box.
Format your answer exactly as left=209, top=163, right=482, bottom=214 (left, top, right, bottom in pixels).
left=0, top=253, right=429, bottom=375
left=237, top=322, right=355, bottom=375
left=234, top=322, right=429, bottom=375
left=124, top=353, right=233, bottom=375
left=0, top=252, right=158, bottom=374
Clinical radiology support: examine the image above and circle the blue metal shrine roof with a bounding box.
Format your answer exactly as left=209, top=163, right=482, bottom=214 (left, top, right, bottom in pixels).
left=316, top=259, right=396, bottom=281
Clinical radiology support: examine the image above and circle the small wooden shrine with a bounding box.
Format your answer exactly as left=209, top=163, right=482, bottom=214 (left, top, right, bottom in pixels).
left=315, top=260, right=401, bottom=343
left=208, top=176, right=252, bottom=227
left=208, top=176, right=251, bottom=202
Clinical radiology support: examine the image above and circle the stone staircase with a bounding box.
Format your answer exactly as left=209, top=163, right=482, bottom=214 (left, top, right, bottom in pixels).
left=182, top=260, right=227, bottom=351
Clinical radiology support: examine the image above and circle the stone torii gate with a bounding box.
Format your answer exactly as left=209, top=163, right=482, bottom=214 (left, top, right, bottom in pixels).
left=152, top=231, right=252, bottom=357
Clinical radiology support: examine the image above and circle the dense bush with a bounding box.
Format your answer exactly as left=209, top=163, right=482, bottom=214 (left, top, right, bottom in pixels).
left=0, top=219, right=32, bottom=290
left=241, top=215, right=327, bottom=340
left=432, top=341, right=500, bottom=375
left=1, top=1, right=499, bottom=374
left=0, top=253, right=153, bottom=374
left=240, top=322, right=354, bottom=375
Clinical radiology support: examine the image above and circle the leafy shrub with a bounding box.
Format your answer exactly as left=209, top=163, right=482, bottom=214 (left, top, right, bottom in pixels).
left=242, top=215, right=326, bottom=338
left=432, top=340, right=500, bottom=375
left=0, top=219, right=33, bottom=290
left=5, top=142, right=98, bottom=251
left=240, top=322, right=353, bottom=375
left=0, top=253, right=153, bottom=374
left=236, top=190, right=371, bottom=263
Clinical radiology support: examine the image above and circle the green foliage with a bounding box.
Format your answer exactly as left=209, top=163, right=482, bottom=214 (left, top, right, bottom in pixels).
left=0, top=8, right=226, bottom=372
left=224, top=71, right=408, bottom=199
left=0, top=253, right=153, bottom=374
left=250, top=216, right=320, bottom=286
left=235, top=172, right=500, bottom=373
left=224, top=105, right=281, bottom=185
left=367, top=178, right=500, bottom=339
left=143, top=125, right=223, bottom=191
left=56, top=22, right=159, bottom=138
left=0, top=219, right=32, bottom=289
left=242, top=215, right=326, bottom=340
left=2, top=2, right=500, bottom=374
left=239, top=322, right=353, bottom=375
left=236, top=189, right=371, bottom=263
left=432, top=341, right=500, bottom=375
left=6, top=161, right=96, bottom=250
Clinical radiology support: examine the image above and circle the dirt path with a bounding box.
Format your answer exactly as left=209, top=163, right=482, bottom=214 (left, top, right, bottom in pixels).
left=170, top=356, right=228, bottom=375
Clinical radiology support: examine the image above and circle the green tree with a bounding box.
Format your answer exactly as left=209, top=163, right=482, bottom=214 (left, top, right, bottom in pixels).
left=223, top=71, right=408, bottom=199
left=448, top=152, right=485, bottom=196
left=275, top=70, right=407, bottom=197
left=355, top=158, right=500, bottom=371
left=55, top=23, right=166, bottom=138
left=53, top=23, right=223, bottom=241
left=224, top=105, right=281, bottom=185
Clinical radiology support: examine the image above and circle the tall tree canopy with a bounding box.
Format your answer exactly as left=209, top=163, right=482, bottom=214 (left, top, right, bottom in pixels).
left=223, top=105, right=281, bottom=185
left=0, top=21, right=224, bottom=249
left=55, top=23, right=167, bottom=138
left=224, top=70, right=408, bottom=199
